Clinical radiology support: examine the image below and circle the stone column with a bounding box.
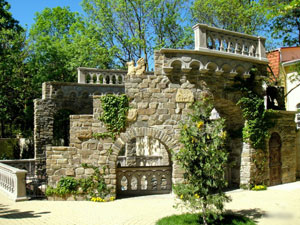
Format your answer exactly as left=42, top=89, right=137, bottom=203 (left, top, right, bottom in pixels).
left=125, top=139, right=137, bottom=166
left=34, top=99, right=55, bottom=177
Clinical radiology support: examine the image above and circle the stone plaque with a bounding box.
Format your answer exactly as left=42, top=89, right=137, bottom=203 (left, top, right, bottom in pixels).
left=176, top=89, right=194, bottom=103
left=127, top=109, right=138, bottom=122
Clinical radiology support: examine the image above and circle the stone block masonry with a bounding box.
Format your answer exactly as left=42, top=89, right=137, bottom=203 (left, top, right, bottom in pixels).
left=43, top=24, right=299, bottom=199
left=46, top=50, right=265, bottom=195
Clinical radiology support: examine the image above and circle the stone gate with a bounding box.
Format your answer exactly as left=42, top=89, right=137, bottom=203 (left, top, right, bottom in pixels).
left=38, top=24, right=299, bottom=198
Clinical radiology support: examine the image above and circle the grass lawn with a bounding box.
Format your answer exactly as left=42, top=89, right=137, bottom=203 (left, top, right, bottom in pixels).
left=156, top=213, right=256, bottom=225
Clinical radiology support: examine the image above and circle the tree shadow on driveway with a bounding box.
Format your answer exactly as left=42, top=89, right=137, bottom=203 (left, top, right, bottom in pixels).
left=226, top=208, right=267, bottom=223
left=0, top=204, right=50, bottom=219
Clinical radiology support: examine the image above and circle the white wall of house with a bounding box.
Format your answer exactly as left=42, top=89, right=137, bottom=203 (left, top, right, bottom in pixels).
left=286, top=71, right=300, bottom=111
left=284, top=64, right=300, bottom=178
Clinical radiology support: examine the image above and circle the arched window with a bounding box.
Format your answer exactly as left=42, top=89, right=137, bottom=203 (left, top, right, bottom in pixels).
left=296, top=103, right=300, bottom=129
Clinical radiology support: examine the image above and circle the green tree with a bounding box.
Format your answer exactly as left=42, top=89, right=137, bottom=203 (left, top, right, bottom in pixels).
left=173, top=96, right=230, bottom=225
left=81, top=0, right=190, bottom=70
left=0, top=0, right=33, bottom=137
left=27, top=6, right=114, bottom=90
left=192, top=0, right=266, bottom=34
left=263, top=0, right=300, bottom=46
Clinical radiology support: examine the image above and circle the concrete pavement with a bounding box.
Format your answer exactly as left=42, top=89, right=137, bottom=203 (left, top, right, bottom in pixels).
left=1, top=181, right=300, bottom=225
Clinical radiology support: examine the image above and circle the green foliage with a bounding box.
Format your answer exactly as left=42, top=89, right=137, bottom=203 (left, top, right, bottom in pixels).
left=45, top=176, right=78, bottom=196
left=237, top=89, right=274, bottom=186
left=0, top=138, right=18, bottom=159
left=0, top=0, right=34, bottom=138
left=81, top=0, right=191, bottom=69
left=156, top=213, right=256, bottom=225
left=79, top=163, right=110, bottom=199
left=45, top=164, right=110, bottom=199
left=27, top=6, right=114, bottom=91
left=95, top=94, right=129, bottom=140
left=263, top=0, right=300, bottom=46
left=192, top=0, right=266, bottom=34
left=237, top=89, right=271, bottom=150
left=173, top=96, right=230, bottom=225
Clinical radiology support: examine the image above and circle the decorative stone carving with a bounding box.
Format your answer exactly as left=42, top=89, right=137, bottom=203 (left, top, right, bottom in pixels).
left=127, top=61, right=136, bottom=76
left=135, top=58, right=146, bottom=76
left=127, top=109, right=138, bottom=122
left=126, top=58, right=146, bottom=77
left=176, top=89, right=194, bottom=103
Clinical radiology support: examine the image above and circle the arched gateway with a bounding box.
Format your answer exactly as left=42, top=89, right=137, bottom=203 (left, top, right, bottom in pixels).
left=110, top=127, right=179, bottom=197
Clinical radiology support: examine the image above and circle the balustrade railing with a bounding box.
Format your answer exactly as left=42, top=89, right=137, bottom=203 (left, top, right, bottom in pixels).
left=78, top=67, right=126, bottom=85
left=0, top=159, right=36, bottom=178
left=193, top=23, right=266, bottom=60
left=0, top=162, right=28, bottom=201
left=117, top=166, right=172, bottom=196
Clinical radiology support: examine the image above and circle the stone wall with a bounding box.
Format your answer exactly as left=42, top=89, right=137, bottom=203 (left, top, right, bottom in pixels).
left=268, top=111, right=297, bottom=184
left=240, top=111, right=297, bottom=187
left=46, top=50, right=267, bottom=195
left=35, top=82, right=125, bottom=177
left=296, top=130, right=300, bottom=178
left=46, top=105, right=115, bottom=191
left=45, top=51, right=300, bottom=198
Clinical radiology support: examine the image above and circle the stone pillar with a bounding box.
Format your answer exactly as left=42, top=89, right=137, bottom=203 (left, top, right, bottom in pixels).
left=125, top=139, right=136, bottom=166
left=34, top=99, right=55, bottom=177
left=240, top=141, right=255, bottom=188
left=192, top=23, right=208, bottom=50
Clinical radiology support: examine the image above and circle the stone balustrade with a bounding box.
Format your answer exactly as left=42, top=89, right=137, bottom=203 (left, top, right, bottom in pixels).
left=116, top=166, right=172, bottom=196
left=193, top=23, right=267, bottom=61
left=0, top=163, right=28, bottom=201
left=78, top=67, right=126, bottom=85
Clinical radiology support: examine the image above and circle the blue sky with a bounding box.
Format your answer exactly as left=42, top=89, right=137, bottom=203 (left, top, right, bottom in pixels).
left=7, top=0, right=83, bottom=29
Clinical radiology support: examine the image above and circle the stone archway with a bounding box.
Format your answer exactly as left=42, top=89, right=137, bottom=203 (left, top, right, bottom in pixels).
left=269, top=132, right=282, bottom=186
left=109, top=127, right=181, bottom=197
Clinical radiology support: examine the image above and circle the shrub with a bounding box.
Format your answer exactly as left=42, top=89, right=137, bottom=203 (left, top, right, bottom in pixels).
left=46, top=164, right=111, bottom=201
left=173, top=96, right=230, bottom=225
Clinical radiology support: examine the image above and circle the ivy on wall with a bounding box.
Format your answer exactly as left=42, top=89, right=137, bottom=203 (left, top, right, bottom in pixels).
left=94, top=94, right=129, bottom=140
left=237, top=89, right=270, bottom=150
left=238, top=87, right=275, bottom=186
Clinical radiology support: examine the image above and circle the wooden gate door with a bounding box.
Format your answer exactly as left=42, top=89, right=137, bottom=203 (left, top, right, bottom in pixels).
left=269, top=133, right=281, bottom=186
left=116, top=166, right=172, bottom=197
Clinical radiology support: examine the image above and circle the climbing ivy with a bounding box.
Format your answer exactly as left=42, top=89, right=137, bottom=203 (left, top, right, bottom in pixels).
left=237, top=88, right=275, bottom=186
left=94, top=94, right=129, bottom=140
left=237, top=89, right=270, bottom=150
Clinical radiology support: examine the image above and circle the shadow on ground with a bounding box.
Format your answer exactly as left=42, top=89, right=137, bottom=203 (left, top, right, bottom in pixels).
left=226, top=208, right=266, bottom=222
left=0, top=204, right=50, bottom=219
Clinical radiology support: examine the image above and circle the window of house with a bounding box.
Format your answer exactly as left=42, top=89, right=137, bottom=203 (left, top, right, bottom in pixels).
left=297, top=103, right=300, bottom=129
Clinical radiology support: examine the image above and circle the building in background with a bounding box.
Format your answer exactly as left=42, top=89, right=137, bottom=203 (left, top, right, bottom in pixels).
left=267, top=46, right=300, bottom=128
